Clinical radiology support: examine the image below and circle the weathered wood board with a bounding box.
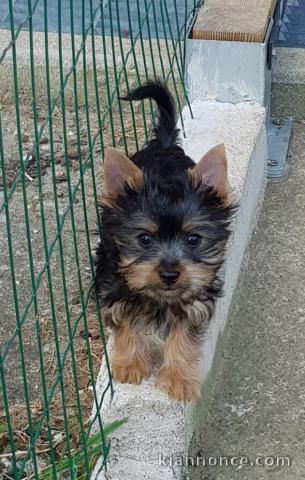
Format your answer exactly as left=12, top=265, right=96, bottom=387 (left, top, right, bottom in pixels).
left=204, top=0, right=277, bottom=15
left=192, top=0, right=277, bottom=42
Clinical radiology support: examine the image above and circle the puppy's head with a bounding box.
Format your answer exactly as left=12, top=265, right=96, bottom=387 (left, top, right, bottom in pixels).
left=100, top=145, right=235, bottom=302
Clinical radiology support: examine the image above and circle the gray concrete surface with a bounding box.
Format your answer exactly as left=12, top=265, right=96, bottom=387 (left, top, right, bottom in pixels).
left=189, top=93, right=305, bottom=480
left=273, top=48, right=305, bottom=85
left=271, top=82, right=305, bottom=122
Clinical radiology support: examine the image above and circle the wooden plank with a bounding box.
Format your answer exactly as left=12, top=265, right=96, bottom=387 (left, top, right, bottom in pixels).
left=204, top=0, right=277, bottom=16
left=192, top=3, right=271, bottom=43
left=269, top=0, right=278, bottom=15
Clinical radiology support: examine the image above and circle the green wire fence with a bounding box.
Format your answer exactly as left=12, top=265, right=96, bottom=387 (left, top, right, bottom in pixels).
left=0, top=0, right=201, bottom=478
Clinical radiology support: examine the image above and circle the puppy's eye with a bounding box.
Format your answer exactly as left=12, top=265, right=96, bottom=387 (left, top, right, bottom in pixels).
left=138, top=233, right=152, bottom=246
left=187, top=233, right=202, bottom=247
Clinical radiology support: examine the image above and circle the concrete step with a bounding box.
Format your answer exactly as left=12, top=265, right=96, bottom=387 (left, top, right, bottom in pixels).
left=91, top=100, right=267, bottom=480
left=272, top=47, right=305, bottom=85
left=272, top=47, right=305, bottom=121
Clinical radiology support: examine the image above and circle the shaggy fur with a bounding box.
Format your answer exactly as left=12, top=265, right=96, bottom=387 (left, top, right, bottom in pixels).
left=95, top=81, right=236, bottom=401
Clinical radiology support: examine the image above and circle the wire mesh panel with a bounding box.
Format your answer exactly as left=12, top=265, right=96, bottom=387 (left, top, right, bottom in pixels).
left=0, top=0, right=201, bottom=478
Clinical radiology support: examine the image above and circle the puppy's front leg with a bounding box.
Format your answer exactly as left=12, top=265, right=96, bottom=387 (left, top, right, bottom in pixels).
left=111, top=323, right=152, bottom=385
left=155, top=323, right=201, bottom=401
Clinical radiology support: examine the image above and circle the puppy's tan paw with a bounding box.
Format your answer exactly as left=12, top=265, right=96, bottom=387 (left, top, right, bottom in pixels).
left=112, top=358, right=149, bottom=385
left=155, top=368, right=201, bottom=401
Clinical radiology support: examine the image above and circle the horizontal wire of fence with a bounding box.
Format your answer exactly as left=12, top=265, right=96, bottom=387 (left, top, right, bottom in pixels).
left=0, top=0, right=201, bottom=478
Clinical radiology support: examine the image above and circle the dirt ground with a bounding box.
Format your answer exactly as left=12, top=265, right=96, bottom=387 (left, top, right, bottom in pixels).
left=0, top=69, right=186, bottom=479
left=0, top=103, right=101, bottom=468
left=0, top=91, right=150, bottom=473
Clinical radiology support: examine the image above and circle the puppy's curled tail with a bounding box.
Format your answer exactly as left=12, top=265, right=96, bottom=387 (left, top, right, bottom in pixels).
left=122, top=80, right=179, bottom=148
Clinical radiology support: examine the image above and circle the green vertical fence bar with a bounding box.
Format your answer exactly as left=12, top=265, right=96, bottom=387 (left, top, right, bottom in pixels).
left=135, top=0, right=156, bottom=125
left=7, top=0, right=40, bottom=476
left=107, top=0, right=129, bottom=155
left=163, top=0, right=194, bottom=121
left=0, top=113, right=19, bottom=479
left=87, top=0, right=105, bottom=158
left=78, top=0, right=113, bottom=462
left=151, top=0, right=167, bottom=83
left=125, top=0, right=150, bottom=142
left=160, top=0, right=186, bottom=134
left=57, top=0, right=92, bottom=475
left=115, top=0, right=140, bottom=151
left=26, top=0, right=58, bottom=476
left=0, top=0, right=202, bottom=478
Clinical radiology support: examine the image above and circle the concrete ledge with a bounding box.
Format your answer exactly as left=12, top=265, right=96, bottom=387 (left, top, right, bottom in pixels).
left=91, top=100, right=267, bottom=480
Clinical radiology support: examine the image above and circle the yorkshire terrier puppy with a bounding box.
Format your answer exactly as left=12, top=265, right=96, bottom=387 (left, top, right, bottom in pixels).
left=95, top=81, right=235, bottom=401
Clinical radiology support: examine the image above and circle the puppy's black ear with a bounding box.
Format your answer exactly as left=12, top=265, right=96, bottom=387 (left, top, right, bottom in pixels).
left=103, top=147, right=143, bottom=198
left=189, top=144, right=229, bottom=199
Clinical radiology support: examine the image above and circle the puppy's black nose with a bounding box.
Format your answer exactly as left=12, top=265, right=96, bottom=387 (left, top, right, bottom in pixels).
left=159, top=270, right=180, bottom=285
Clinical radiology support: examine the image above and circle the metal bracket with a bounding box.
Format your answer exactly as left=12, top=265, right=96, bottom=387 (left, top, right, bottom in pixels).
left=267, top=0, right=286, bottom=69
left=267, top=117, right=293, bottom=182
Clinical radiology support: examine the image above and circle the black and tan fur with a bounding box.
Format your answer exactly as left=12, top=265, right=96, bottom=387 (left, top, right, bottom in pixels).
left=95, top=81, right=235, bottom=401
